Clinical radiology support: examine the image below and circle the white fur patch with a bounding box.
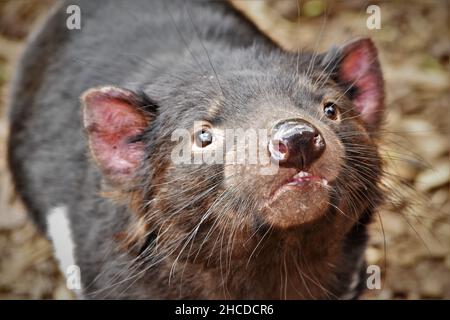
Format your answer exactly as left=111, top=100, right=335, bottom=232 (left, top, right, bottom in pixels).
left=46, top=206, right=76, bottom=278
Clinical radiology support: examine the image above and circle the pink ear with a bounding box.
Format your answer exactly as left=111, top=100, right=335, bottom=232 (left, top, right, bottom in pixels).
left=338, top=38, right=384, bottom=127
left=82, top=86, right=150, bottom=183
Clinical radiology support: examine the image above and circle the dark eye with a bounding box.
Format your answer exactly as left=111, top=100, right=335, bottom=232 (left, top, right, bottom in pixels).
left=195, top=128, right=213, bottom=148
left=323, top=102, right=338, bottom=120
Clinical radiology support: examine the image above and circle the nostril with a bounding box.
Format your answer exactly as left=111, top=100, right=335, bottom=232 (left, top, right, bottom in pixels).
left=274, top=140, right=288, bottom=155
left=313, top=133, right=322, bottom=148
left=269, top=139, right=289, bottom=162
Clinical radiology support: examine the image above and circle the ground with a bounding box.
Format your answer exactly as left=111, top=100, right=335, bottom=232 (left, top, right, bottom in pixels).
left=0, top=0, right=448, bottom=299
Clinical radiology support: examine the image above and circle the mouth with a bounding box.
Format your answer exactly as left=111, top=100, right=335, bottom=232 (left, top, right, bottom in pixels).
left=284, top=170, right=328, bottom=188
left=268, top=170, right=329, bottom=201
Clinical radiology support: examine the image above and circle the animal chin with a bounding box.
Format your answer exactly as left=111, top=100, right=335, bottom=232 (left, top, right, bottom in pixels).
left=261, top=170, right=331, bottom=229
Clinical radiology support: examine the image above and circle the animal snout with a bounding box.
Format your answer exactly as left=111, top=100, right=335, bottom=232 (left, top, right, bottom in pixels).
left=268, top=118, right=326, bottom=169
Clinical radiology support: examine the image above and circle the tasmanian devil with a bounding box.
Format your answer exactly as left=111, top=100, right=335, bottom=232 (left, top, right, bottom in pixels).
left=8, top=0, right=385, bottom=299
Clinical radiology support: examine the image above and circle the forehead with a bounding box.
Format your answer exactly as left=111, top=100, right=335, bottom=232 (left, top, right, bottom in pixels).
left=181, top=72, right=327, bottom=125
left=234, top=79, right=337, bottom=128
left=150, top=48, right=344, bottom=131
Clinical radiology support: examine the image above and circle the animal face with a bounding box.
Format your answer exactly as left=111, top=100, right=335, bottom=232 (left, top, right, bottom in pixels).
left=81, top=38, right=384, bottom=266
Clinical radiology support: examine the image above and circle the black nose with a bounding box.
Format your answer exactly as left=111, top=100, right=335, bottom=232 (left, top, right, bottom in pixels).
left=268, top=119, right=326, bottom=169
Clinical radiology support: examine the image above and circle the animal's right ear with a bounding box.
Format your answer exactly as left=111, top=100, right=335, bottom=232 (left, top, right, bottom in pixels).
left=81, top=86, right=154, bottom=185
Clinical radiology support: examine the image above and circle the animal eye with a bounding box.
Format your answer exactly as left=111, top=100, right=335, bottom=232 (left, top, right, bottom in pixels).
left=323, top=102, right=338, bottom=120
left=195, top=128, right=213, bottom=148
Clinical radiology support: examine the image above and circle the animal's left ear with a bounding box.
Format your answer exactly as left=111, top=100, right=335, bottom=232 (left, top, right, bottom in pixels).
left=324, top=38, right=384, bottom=128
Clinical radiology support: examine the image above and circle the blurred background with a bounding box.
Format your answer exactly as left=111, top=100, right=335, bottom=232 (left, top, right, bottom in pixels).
left=0, top=0, right=448, bottom=299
